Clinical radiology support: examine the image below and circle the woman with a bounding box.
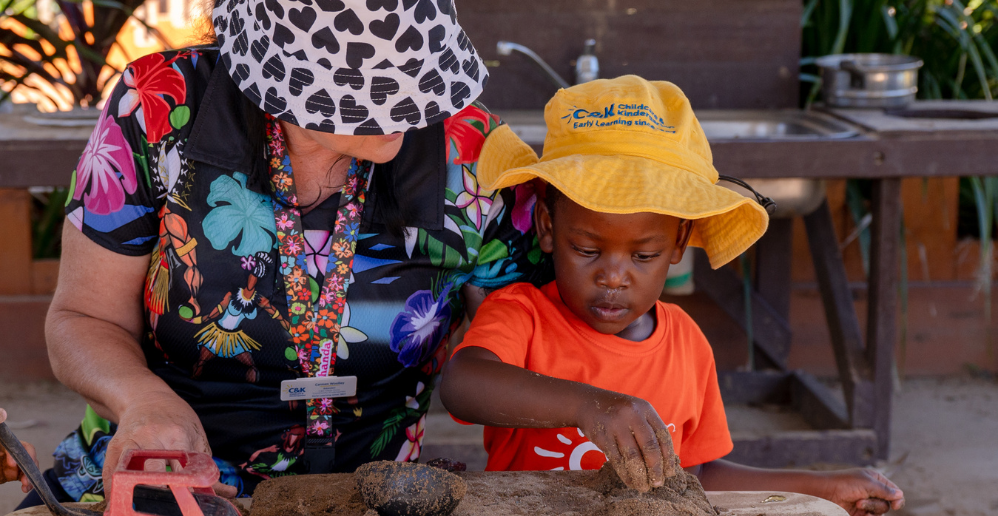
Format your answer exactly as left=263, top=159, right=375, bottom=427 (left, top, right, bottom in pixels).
left=36, top=0, right=545, bottom=506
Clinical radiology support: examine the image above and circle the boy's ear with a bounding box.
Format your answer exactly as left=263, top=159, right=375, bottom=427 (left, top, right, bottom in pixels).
left=671, top=219, right=694, bottom=265
left=534, top=197, right=555, bottom=254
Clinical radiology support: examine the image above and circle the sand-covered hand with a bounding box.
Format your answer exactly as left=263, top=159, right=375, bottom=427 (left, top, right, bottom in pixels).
left=576, top=391, right=680, bottom=493
left=823, top=468, right=905, bottom=516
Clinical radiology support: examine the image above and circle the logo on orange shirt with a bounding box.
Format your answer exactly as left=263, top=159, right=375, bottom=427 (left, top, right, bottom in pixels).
left=530, top=425, right=676, bottom=471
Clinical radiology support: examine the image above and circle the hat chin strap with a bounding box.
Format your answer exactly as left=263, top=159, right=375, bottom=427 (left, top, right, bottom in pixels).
left=717, top=175, right=778, bottom=215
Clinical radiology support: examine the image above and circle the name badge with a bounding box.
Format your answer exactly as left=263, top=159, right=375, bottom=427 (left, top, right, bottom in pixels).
left=280, top=377, right=358, bottom=401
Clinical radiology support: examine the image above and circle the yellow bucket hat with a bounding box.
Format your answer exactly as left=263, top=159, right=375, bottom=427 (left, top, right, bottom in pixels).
left=478, top=75, right=769, bottom=269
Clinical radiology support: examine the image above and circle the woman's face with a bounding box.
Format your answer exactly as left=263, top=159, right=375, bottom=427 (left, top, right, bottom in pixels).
left=282, top=121, right=406, bottom=164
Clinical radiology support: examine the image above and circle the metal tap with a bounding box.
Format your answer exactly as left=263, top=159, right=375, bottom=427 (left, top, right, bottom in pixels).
left=575, top=39, right=599, bottom=84
left=496, top=40, right=570, bottom=90
left=496, top=39, right=600, bottom=89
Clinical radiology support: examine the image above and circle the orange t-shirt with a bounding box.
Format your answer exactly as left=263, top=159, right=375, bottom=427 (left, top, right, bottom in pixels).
left=452, top=281, right=733, bottom=472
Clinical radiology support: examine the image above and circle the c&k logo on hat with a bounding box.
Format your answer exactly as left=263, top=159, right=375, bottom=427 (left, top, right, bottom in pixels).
left=561, top=103, right=676, bottom=133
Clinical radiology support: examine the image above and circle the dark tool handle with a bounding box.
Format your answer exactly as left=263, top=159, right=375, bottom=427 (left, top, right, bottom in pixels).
left=0, top=421, right=90, bottom=516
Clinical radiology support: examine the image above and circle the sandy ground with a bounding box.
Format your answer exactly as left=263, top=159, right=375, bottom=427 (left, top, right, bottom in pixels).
left=884, top=377, right=998, bottom=516
left=1, top=376, right=996, bottom=516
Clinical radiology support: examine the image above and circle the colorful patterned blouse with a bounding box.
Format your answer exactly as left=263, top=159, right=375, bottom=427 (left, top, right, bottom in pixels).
left=53, top=47, right=547, bottom=500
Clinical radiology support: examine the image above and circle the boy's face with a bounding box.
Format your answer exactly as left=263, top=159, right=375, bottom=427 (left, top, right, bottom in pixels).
left=536, top=193, right=693, bottom=338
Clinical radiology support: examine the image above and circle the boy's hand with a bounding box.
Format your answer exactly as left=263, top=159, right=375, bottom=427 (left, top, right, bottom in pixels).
left=576, top=391, right=679, bottom=493
left=821, top=468, right=905, bottom=516
left=0, top=408, right=38, bottom=494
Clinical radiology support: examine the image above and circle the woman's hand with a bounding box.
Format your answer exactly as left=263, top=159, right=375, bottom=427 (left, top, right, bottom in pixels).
left=820, top=468, right=905, bottom=516
left=575, top=392, right=679, bottom=493
left=102, top=393, right=238, bottom=499
left=0, top=408, right=38, bottom=494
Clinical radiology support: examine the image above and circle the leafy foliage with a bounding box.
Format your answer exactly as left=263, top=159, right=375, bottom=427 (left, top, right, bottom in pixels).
left=801, top=0, right=998, bottom=103
left=0, top=0, right=166, bottom=107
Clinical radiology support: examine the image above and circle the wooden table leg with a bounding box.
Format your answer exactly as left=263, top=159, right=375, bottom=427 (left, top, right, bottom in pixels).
left=804, top=200, right=875, bottom=429
left=754, top=218, right=793, bottom=369
left=867, top=178, right=901, bottom=460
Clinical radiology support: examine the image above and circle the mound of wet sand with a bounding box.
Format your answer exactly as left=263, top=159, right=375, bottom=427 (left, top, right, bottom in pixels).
left=251, top=463, right=716, bottom=516
left=355, top=461, right=466, bottom=516
left=252, top=473, right=370, bottom=516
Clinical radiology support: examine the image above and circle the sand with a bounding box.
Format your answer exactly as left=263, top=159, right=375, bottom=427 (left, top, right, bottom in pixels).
left=251, top=462, right=716, bottom=516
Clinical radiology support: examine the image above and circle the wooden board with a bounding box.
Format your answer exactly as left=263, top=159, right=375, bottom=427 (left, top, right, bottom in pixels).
left=455, top=0, right=802, bottom=110
left=5, top=490, right=845, bottom=516
left=0, top=108, right=92, bottom=189
left=0, top=189, right=34, bottom=295
left=824, top=101, right=998, bottom=136
left=707, top=491, right=846, bottom=515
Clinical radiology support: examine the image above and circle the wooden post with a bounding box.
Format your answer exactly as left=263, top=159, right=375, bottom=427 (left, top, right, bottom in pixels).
left=867, top=178, right=901, bottom=460
left=755, top=218, right=793, bottom=317
left=803, top=201, right=875, bottom=429
left=754, top=218, right=794, bottom=369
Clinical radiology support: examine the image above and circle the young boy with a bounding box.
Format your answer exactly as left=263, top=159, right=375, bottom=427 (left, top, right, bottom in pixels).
left=440, top=76, right=905, bottom=516
left=0, top=407, right=37, bottom=494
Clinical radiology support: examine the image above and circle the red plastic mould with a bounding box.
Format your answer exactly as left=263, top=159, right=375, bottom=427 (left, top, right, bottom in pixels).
left=106, top=450, right=230, bottom=516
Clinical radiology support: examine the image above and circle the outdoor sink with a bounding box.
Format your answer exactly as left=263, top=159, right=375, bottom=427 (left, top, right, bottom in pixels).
left=696, top=110, right=858, bottom=141
left=721, top=177, right=826, bottom=219
left=498, top=109, right=856, bottom=218
left=498, top=109, right=857, bottom=145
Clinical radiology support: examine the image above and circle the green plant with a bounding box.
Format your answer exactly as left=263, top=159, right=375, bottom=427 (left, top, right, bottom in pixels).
left=802, top=0, right=998, bottom=103
left=0, top=0, right=167, bottom=107
left=29, top=186, right=68, bottom=259
left=967, top=176, right=997, bottom=361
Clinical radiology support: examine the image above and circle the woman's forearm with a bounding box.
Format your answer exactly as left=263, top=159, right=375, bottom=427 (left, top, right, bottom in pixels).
left=46, top=309, right=178, bottom=423
left=46, top=226, right=183, bottom=424
left=440, top=347, right=597, bottom=428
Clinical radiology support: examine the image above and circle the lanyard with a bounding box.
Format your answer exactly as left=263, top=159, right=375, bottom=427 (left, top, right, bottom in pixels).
left=266, top=116, right=371, bottom=438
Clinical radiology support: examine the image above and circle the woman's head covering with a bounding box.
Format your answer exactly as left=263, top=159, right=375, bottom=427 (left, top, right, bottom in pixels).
left=477, top=75, right=770, bottom=269
left=212, top=0, right=487, bottom=135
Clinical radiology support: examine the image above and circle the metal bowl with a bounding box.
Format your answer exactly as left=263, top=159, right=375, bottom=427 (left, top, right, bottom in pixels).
left=816, top=53, right=923, bottom=108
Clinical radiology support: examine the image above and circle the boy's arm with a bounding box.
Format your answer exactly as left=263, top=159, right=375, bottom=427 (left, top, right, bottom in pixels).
left=440, top=347, right=679, bottom=492
left=689, top=459, right=905, bottom=516
left=0, top=408, right=37, bottom=494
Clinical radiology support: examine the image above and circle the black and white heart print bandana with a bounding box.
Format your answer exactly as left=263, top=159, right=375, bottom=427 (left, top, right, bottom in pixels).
left=212, top=0, right=488, bottom=135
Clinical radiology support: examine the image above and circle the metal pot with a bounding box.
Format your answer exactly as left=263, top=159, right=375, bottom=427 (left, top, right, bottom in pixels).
left=816, top=53, right=923, bottom=108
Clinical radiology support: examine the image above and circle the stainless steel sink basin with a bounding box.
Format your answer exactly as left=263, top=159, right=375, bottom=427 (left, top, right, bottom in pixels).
left=497, top=109, right=856, bottom=218
left=498, top=109, right=858, bottom=145
left=697, top=110, right=858, bottom=140
left=721, top=177, right=826, bottom=219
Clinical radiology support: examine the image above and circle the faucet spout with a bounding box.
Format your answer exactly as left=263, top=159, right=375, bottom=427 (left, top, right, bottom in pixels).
left=575, top=39, right=599, bottom=84
left=496, top=41, right=571, bottom=90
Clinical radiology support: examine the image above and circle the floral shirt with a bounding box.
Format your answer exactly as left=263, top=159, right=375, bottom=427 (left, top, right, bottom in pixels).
left=53, top=48, right=548, bottom=500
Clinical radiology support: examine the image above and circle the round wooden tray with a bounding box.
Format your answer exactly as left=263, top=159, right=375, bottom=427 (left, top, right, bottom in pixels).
left=6, top=492, right=845, bottom=516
